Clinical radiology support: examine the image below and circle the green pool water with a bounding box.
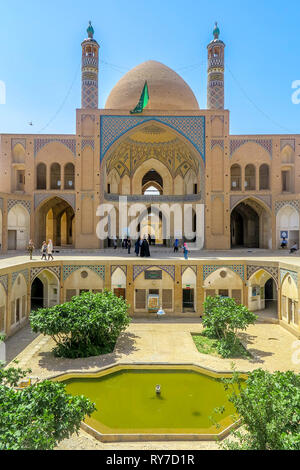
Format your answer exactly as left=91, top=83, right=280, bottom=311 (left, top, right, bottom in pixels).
left=64, top=368, right=237, bottom=435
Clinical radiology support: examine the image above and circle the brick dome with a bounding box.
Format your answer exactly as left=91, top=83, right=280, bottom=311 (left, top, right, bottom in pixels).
left=105, top=60, right=199, bottom=111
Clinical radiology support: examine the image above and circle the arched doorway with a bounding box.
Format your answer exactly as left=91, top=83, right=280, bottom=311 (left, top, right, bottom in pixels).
left=231, top=199, right=271, bottom=249
left=31, top=269, right=60, bottom=310
left=36, top=197, right=75, bottom=248
left=142, top=170, right=163, bottom=195
left=248, top=269, right=278, bottom=319
left=138, top=207, right=165, bottom=245
left=31, top=277, right=44, bottom=310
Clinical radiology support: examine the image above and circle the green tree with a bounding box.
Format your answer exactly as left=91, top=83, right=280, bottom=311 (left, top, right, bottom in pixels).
left=219, top=369, right=300, bottom=450
left=0, top=363, right=95, bottom=450
left=202, top=296, right=257, bottom=357
left=30, top=290, right=131, bottom=358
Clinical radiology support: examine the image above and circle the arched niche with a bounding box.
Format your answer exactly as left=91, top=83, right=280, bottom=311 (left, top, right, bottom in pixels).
left=276, top=205, right=299, bottom=249
left=204, top=268, right=243, bottom=305
left=7, top=204, right=30, bottom=250
left=281, top=275, right=299, bottom=326
left=63, top=268, right=104, bottom=302
left=10, top=274, right=27, bottom=328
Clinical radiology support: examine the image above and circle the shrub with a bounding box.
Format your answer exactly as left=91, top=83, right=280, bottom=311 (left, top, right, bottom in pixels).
left=219, top=369, right=300, bottom=450
left=202, top=296, right=257, bottom=358
left=30, top=290, right=131, bottom=358
left=0, top=363, right=95, bottom=450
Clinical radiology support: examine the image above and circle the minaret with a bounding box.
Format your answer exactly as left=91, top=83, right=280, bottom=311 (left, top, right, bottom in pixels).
left=207, top=22, right=225, bottom=110
left=81, top=21, right=100, bottom=109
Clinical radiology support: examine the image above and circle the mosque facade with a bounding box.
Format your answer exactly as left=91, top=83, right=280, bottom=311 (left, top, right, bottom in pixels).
left=0, top=23, right=300, bottom=338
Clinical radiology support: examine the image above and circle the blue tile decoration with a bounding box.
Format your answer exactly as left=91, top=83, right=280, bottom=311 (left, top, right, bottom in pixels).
left=133, top=265, right=175, bottom=281
left=63, top=265, right=105, bottom=281
left=34, top=138, right=76, bottom=157
left=0, top=275, right=8, bottom=293
left=111, top=265, right=127, bottom=276
left=100, top=115, right=205, bottom=163
left=280, top=268, right=298, bottom=285
left=247, top=265, right=278, bottom=286
left=30, top=266, right=61, bottom=282
left=203, top=264, right=245, bottom=281
left=12, top=269, right=29, bottom=286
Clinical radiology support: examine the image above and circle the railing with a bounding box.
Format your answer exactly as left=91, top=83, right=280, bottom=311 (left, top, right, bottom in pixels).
left=104, top=193, right=202, bottom=203
left=231, top=177, right=241, bottom=191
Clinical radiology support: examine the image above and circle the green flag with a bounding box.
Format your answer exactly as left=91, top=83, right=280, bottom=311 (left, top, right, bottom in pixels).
left=130, top=81, right=149, bottom=114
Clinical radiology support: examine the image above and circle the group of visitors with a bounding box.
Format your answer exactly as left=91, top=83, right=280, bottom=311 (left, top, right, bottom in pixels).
left=27, top=239, right=55, bottom=261
left=280, top=237, right=298, bottom=254
left=41, top=240, right=54, bottom=260
left=135, top=236, right=151, bottom=257
left=121, top=237, right=132, bottom=254
left=173, top=239, right=189, bottom=259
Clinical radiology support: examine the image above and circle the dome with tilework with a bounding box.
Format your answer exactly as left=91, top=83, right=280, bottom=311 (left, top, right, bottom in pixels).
left=105, top=60, right=199, bottom=111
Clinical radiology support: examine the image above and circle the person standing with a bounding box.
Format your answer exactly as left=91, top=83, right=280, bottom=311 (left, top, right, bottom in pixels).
left=183, top=242, right=189, bottom=260
left=113, top=237, right=117, bottom=250
left=127, top=238, right=131, bottom=254
left=135, top=237, right=140, bottom=256
left=41, top=241, right=47, bottom=260
left=173, top=238, right=179, bottom=253
left=148, top=234, right=152, bottom=246
left=27, top=239, right=35, bottom=260
left=47, top=240, right=54, bottom=260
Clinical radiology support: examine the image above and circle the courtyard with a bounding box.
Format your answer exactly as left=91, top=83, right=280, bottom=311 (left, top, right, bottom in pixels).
left=5, top=312, right=300, bottom=450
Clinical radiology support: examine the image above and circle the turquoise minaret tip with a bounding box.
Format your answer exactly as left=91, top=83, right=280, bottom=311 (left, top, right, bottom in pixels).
left=87, top=21, right=94, bottom=39
left=213, top=22, right=220, bottom=39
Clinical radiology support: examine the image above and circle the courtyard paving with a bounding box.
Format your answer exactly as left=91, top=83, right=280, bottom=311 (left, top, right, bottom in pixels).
left=5, top=318, right=300, bottom=451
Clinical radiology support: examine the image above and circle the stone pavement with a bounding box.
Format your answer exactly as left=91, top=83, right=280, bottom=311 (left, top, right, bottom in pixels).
left=8, top=321, right=300, bottom=377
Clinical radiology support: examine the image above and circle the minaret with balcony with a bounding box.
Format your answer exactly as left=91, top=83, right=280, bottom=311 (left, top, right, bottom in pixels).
left=81, top=21, right=99, bottom=109
left=207, top=22, right=225, bottom=109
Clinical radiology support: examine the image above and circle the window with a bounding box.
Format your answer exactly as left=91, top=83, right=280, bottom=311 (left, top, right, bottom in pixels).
left=64, top=163, right=75, bottom=190
left=135, top=289, right=146, bottom=309
left=22, top=295, right=26, bottom=318
left=162, top=290, right=172, bottom=310
left=230, top=165, right=241, bottom=191
left=219, top=289, right=229, bottom=297
left=245, top=165, right=256, bottom=190
left=107, top=184, right=111, bottom=194
left=206, top=290, right=216, bottom=298
left=232, top=290, right=242, bottom=305
left=37, top=163, right=47, bottom=190
left=142, top=170, right=163, bottom=195
left=50, top=163, right=61, bottom=190
left=259, top=164, right=270, bottom=190
left=282, top=170, right=291, bottom=192
left=0, top=306, right=5, bottom=332
left=66, top=289, right=76, bottom=302
left=16, top=298, right=20, bottom=323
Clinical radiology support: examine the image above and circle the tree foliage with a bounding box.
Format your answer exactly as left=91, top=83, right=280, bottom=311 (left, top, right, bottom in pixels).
left=0, top=363, right=95, bottom=450
left=202, top=296, right=257, bottom=357
left=219, top=369, right=300, bottom=450
left=30, top=290, right=131, bottom=358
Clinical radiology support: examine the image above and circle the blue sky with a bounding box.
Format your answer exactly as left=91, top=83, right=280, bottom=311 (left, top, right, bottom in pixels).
left=0, top=0, right=299, bottom=135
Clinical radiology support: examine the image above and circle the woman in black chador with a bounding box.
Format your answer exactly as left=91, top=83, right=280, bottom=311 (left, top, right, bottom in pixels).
left=141, top=237, right=151, bottom=257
